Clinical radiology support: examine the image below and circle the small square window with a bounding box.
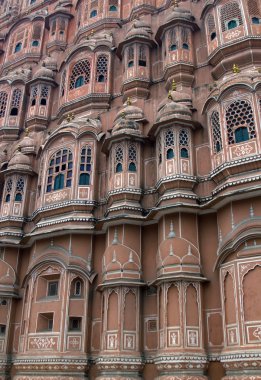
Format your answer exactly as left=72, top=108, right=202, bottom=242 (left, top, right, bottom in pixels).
left=69, top=317, right=82, bottom=331
left=47, top=281, right=58, bottom=297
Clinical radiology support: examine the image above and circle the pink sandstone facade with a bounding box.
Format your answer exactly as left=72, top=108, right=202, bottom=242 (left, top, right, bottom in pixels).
left=0, top=0, right=261, bottom=379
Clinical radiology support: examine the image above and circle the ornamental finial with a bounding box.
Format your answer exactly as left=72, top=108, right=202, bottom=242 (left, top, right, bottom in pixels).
left=168, top=220, right=176, bottom=238
left=112, top=227, right=119, bottom=245
left=127, top=97, right=132, bottom=106
left=66, top=112, right=75, bottom=122
left=172, top=79, right=177, bottom=91
left=232, top=64, right=240, bottom=74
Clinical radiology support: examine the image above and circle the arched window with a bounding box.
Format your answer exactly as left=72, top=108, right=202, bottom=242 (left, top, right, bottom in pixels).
left=207, top=14, right=217, bottom=41
left=14, top=42, right=22, bottom=53
left=90, top=9, right=97, bottom=18
left=4, top=179, right=12, bottom=203
left=128, top=144, right=137, bottom=172
left=15, top=177, right=24, bottom=202
left=220, top=2, right=243, bottom=32
left=15, top=193, right=22, bottom=201
left=169, top=28, right=177, bottom=51
left=30, top=86, right=38, bottom=107
left=32, top=22, right=42, bottom=46
left=181, top=148, right=189, bottom=158
left=211, top=111, right=222, bottom=153
left=46, top=149, right=73, bottom=193
left=170, top=44, right=177, bottom=51
left=109, top=5, right=117, bottom=11
left=139, top=45, right=146, bottom=67
left=226, top=100, right=256, bottom=145
left=51, top=20, right=56, bottom=35
left=167, top=148, right=174, bottom=159
left=127, top=46, right=134, bottom=68
left=59, top=19, right=66, bottom=35
left=0, top=92, right=8, bottom=118
left=182, top=43, right=189, bottom=50
left=71, top=279, right=83, bottom=297
left=79, top=146, right=92, bottom=186
left=116, top=163, right=123, bottom=173
left=179, top=128, right=189, bottom=159
left=69, top=60, right=91, bottom=90
left=115, top=145, right=123, bottom=173
left=248, top=0, right=261, bottom=23
left=96, top=55, right=108, bottom=82
left=40, top=86, right=49, bottom=106
left=165, top=128, right=175, bottom=159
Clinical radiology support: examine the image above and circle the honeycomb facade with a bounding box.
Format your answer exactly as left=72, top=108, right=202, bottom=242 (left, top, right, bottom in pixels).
left=0, top=0, right=261, bottom=379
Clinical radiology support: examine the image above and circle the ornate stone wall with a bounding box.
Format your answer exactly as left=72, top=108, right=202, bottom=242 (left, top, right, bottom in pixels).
left=0, top=0, right=261, bottom=379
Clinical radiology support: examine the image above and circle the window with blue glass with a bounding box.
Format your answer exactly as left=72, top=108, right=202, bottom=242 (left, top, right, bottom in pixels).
left=167, top=148, right=174, bottom=159
left=235, top=127, right=249, bottom=143
left=46, top=149, right=73, bottom=192
left=90, top=9, right=97, bottom=18
left=79, top=146, right=92, bottom=186
left=109, top=5, right=117, bottom=11
left=227, top=19, right=239, bottom=30
left=221, top=3, right=243, bottom=32
left=54, top=173, right=64, bottom=190
left=14, top=42, right=22, bottom=53
left=252, top=17, right=261, bottom=24
left=14, top=177, right=24, bottom=202
left=182, top=43, right=189, bottom=50
left=69, top=60, right=91, bottom=90
left=165, top=128, right=175, bottom=160
left=128, top=144, right=137, bottom=172
left=170, top=44, right=177, bottom=51
left=226, top=100, right=256, bottom=145
left=75, top=76, right=84, bottom=88
left=115, top=145, right=123, bottom=173
left=4, top=179, right=12, bottom=203
left=248, top=0, right=261, bottom=25
left=179, top=129, right=190, bottom=158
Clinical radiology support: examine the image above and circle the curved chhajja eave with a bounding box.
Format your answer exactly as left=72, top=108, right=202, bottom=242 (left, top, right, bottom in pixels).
left=214, top=219, right=261, bottom=270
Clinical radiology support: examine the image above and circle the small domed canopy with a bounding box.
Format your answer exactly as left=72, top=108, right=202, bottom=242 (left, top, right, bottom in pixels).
left=102, top=231, right=142, bottom=285
left=0, top=67, right=32, bottom=84
left=44, top=55, right=58, bottom=71
left=157, top=222, right=201, bottom=279
left=112, top=103, right=144, bottom=136
left=166, top=5, right=194, bottom=23
left=156, top=91, right=192, bottom=123
left=0, top=144, right=8, bottom=166
left=8, top=149, right=31, bottom=171
left=33, top=64, right=54, bottom=80
left=19, top=134, right=36, bottom=154
left=126, top=18, right=153, bottom=40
